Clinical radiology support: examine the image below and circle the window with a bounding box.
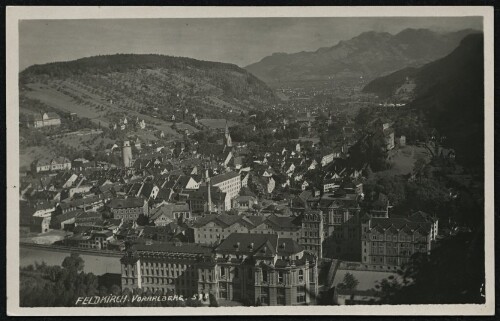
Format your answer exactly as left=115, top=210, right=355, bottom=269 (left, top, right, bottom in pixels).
left=262, top=270, right=268, bottom=283
left=278, top=271, right=284, bottom=284
left=221, top=267, right=226, bottom=278
left=298, top=270, right=304, bottom=282
left=234, top=267, right=239, bottom=278
left=297, top=285, right=306, bottom=303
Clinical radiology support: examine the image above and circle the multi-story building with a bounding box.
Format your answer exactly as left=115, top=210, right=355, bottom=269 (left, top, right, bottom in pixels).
left=187, top=186, right=228, bottom=214
left=120, top=242, right=215, bottom=297
left=327, top=213, right=363, bottom=261
left=192, top=214, right=257, bottom=244
left=64, top=230, right=113, bottom=249
left=120, top=233, right=319, bottom=306
left=298, top=210, right=324, bottom=259
left=192, top=212, right=324, bottom=259
left=108, top=197, right=148, bottom=222
left=360, top=215, right=435, bottom=267
left=209, top=171, right=241, bottom=209
left=214, top=233, right=318, bottom=305
left=317, top=192, right=361, bottom=237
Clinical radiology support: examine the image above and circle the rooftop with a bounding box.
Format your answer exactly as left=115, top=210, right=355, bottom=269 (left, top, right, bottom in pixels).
left=210, top=171, right=240, bottom=186
left=108, top=197, right=145, bottom=209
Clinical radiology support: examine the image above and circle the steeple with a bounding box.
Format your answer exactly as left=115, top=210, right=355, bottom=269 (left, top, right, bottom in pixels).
left=224, top=119, right=232, bottom=147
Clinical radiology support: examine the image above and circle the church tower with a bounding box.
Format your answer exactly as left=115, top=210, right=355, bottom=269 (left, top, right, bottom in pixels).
left=205, top=166, right=213, bottom=213
left=122, top=140, right=133, bottom=168
left=224, top=120, right=232, bottom=147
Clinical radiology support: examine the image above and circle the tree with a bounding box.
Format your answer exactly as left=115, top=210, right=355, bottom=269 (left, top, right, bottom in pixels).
left=354, top=107, right=372, bottom=128
left=336, top=272, right=359, bottom=290
left=413, top=157, right=427, bottom=178
left=136, top=214, right=150, bottom=226
left=61, top=253, right=85, bottom=272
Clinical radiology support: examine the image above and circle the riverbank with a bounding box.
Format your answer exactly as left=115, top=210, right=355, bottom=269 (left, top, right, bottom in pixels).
left=20, top=243, right=122, bottom=275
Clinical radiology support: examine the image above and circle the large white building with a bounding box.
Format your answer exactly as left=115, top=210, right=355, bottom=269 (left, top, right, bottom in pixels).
left=209, top=171, right=241, bottom=210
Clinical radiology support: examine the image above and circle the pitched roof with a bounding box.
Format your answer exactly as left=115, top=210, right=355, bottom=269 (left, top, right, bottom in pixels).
left=265, top=214, right=300, bottom=230
left=216, top=233, right=278, bottom=257
left=133, top=242, right=213, bottom=255
left=210, top=171, right=240, bottom=185
left=150, top=203, right=190, bottom=221
left=108, top=197, right=145, bottom=209
left=369, top=217, right=431, bottom=233
left=276, top=238, right=303, bottom=255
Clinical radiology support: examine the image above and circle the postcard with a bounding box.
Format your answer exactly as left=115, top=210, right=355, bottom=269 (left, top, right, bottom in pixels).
left=6, top=5, right=494, bottom=316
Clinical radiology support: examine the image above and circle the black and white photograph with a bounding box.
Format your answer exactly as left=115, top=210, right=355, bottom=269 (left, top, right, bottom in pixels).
left=6, top=6, right=494, bottom=316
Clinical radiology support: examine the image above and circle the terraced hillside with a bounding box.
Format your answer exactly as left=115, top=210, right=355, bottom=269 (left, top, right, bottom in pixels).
left=19, top=54, right=277, bottom=135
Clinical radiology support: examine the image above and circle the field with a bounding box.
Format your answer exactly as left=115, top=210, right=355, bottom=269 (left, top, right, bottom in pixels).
left=198, top=118, right=239, bottom=130
left=375, top=144, right=431, bottom=178
left=23, top=81, right=180, bottom=138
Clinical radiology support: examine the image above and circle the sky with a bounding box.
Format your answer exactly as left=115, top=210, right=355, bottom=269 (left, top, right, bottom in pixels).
left=19, top=17, right=482, bottom=71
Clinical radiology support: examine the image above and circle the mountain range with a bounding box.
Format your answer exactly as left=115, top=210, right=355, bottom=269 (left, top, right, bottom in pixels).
left=245, top=28, right=479, bottom=84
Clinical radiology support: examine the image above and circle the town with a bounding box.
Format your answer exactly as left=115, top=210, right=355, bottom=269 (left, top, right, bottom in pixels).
left=16, top=17, right=485, bottom=309
left=20, top=91, right=473, bottom=307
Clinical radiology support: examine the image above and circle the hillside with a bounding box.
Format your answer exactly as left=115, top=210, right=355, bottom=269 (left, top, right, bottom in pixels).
left=19, top=54, right=277, bottom=132
left=245, top=28, right=478, bottom=84
left=365, top=33, right=484, bottom=169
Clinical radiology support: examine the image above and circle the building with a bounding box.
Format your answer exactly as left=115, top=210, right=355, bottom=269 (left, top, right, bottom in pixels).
left=150, top=203, right=192, bottom=226
left=232, top=195, right=258, bottom=211
left=32, top=157, right=71, bottom=173
left=318, top=191, right=361, bottom=237
left=192, top=214, right=261, bottom=244
left=120, top=233, right=319, bottom=306
left=298, top=210, right=324, bottom=259
left=120, top=242, right=215, bottom=297
left=122, top=140, right=133, bottom=168
left=214, top=233, right=318, bottom=305
left=108, top=197, right=148, bottom=222
left=31, top=216, right=52, bottom=233
left=360, top=215, right=435, bottom=267
left=23, top=112, right=61, bottom=128
left=208, top=171, right=241, bottom=209
left=192, top=212, right=324, bottom=259
left=64, top=230, right=114, bottom=249
left=188, top=186, right=228, bottom=214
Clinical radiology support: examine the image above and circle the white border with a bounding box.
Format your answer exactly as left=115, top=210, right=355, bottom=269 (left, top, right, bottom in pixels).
left=6, top=6, right=495, bottom=316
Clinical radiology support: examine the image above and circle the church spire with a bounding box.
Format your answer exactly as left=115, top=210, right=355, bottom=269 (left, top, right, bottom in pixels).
left=224, top=119, right=232, bottom=147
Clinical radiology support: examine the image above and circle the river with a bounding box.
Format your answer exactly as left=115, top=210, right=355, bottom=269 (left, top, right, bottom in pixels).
left=20, top=246, right=121, bottom=275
